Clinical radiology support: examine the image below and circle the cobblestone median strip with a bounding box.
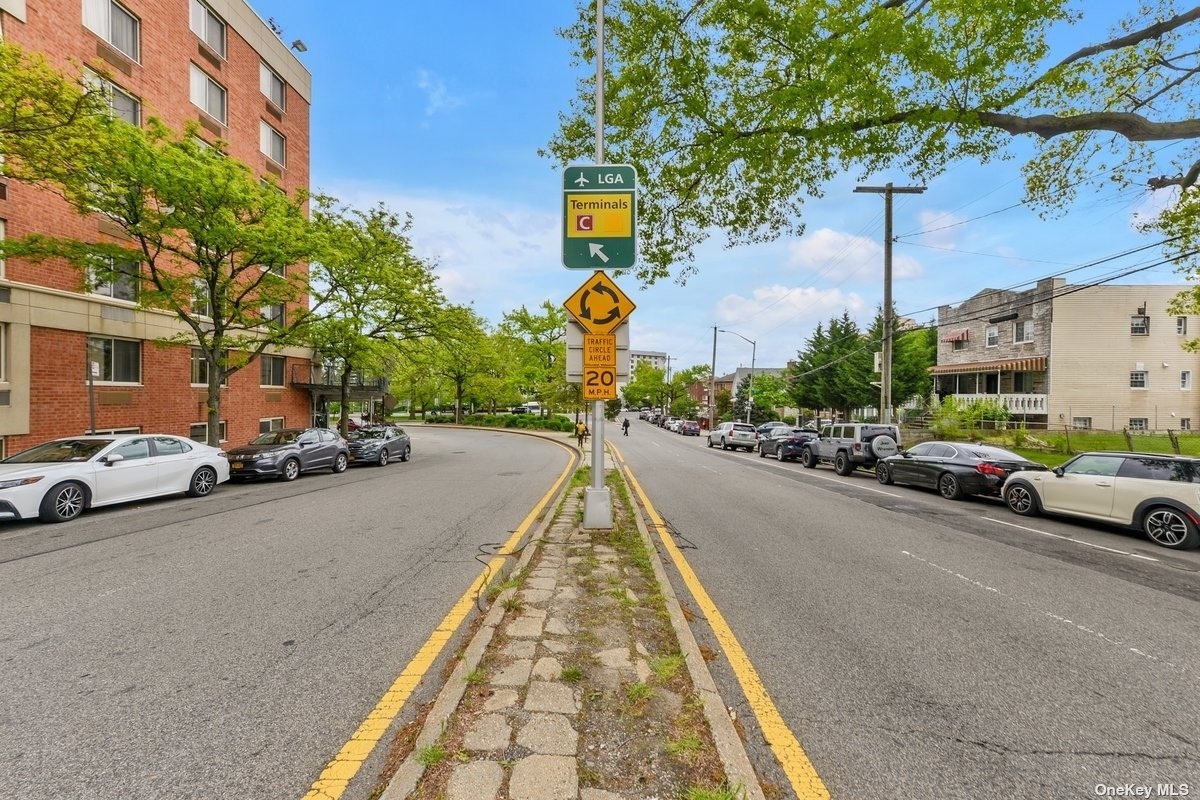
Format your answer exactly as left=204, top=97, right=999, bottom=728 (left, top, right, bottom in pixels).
left=378, top=447, right=765, bottom=800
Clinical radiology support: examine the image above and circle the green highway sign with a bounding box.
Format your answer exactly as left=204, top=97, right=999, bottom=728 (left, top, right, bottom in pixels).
left=562, top=164, right=637, bottom=270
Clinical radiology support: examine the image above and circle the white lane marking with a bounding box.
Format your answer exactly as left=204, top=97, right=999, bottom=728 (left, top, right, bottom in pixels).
left=803, top=469, right=902, bottom=498
left=984, top=516, right=1158, bottom=559
left=900, top=550, right=1184, bottom=671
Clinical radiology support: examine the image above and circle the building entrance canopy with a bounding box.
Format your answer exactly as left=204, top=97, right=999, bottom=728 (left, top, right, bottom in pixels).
left=929, top=356, right=1047, bottom=375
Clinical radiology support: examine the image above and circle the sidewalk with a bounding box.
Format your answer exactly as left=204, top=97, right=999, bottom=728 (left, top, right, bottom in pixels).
left=379, top=442, right=764, bottom=800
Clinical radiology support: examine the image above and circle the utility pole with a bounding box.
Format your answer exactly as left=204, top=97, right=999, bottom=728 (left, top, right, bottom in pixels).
left=709, top=326, right=717, bottom=430
left=854, top=182, right=925, bottom=424
left=663, top=354, right=672, bottom=418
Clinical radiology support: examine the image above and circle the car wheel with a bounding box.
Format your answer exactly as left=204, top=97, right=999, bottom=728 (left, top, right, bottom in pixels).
left=876, top=463, right=893, bottom=485
left=400, top=445, right=411, bottom=462
left=721, top=438, right=730, bottom=451
left=332, top=453, right=349, bottom=473
left=938, top=472, right=963, bottom=500
left=39, top=481, right=87, bottom=523
left=777, top=448, right=786, bottom=462
left=1004, top=482, right=1040, bottom=516
left=834, top=451, right=853, bottom=476
left=186, top=466, right=218, bottom=497
left=1142, top=506, right=1200, bottom=549
left=280, top=458, right=301, bottom=482
left=758, top=445, right=767, bottom=458
left=802, top=448, right=818, bottom=469
left=707, top=437, right=714, bottom=448
left=377, top=449, right=389, bottom=466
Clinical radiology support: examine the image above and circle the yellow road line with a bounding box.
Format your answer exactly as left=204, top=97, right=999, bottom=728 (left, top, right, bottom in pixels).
left=301, top=446, right=576, bottom=800
left=610, top=442, right=831, bottom=800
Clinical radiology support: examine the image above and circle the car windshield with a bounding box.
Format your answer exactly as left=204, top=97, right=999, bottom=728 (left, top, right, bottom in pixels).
left=250, top=430, right=299, bottom=446
left=4, top=438, right=111, bottom=463
left=350, top=429, right=387, bottom=440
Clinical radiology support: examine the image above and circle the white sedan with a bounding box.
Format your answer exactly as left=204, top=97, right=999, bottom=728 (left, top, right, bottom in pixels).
left=0, top=434, right=230, bottom=523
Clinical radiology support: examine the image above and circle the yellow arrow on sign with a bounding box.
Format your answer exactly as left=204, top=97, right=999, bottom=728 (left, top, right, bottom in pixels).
left=563, top=271, right=635, bottom=335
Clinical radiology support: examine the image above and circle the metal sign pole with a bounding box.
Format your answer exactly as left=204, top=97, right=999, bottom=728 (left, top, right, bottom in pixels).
left=583, top=0, right=613, bottom=529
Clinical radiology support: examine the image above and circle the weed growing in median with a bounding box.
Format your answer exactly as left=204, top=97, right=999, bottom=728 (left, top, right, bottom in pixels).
left=416, top=744, right=447, bottom=767
left=465, top=667, right=486, bottom=684
left=685, top=783, right=745, bottom=800
left=561, top=666, right=584, bottom=683
left=651, top=653, right=686, bottom=683
left=667, top=732, right=704, bottom=758
left=501, top=594, right=524, bottom=613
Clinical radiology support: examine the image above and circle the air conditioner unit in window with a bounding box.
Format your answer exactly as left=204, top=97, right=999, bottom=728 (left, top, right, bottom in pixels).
left=1138, top=303, right=1147, bottom=315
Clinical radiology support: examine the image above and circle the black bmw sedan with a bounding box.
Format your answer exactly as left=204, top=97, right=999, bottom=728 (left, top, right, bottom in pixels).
left=875, top=441, right=1047, bottom=500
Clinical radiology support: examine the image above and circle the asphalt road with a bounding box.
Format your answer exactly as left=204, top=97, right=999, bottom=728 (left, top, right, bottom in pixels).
left=0, top=426, right=570, bottom=800
left=614, top=416, right=1200, bottom=799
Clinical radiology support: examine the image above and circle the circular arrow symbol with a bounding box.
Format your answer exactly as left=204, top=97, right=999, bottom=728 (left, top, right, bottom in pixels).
left=579, top=282, right=622, bottom=326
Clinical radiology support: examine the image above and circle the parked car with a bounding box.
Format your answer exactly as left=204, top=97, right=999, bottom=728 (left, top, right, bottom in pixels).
left=347, top=425, right=411, bottom=466
left=1003, top=451, right=1200, bottom=550
left=668, top=418, right=683, bottom=433
left=681, top=420, right=701, bottom=436
left=0, top=434, right=229, bottom=523
left=226, top=428, right=349, bottom=481
left=758, top=426, right=820, bottom=461
left=800, top=423, right=900, bottom=475
left=876, top=441, right=1047, bottom=499
left=755, top=421, right=789, bottom=439
left=707, top=421, right=759, bottom=451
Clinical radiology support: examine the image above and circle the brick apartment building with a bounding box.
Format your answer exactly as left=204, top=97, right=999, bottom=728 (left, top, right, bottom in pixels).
left=0, top=0, right=314, bottom=455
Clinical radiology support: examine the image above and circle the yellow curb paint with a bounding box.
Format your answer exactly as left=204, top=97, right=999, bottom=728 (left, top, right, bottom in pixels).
left=300, top=444, right=576, bottom=800
left=610, top=443, right=832, bottom=800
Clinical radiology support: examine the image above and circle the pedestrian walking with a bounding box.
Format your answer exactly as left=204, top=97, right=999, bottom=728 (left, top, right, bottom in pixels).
left=575, top=420, right=589, bottom=448
left=622, top=418, right=630, bottom=436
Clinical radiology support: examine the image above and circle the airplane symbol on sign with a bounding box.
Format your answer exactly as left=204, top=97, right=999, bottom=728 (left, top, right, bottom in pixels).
left=573, top=172, right=589, bottom=187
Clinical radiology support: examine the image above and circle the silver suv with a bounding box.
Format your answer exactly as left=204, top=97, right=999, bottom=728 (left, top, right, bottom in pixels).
left=801, top=423, right=900, bottom=475
left=707, top=421, right=758, bottom=451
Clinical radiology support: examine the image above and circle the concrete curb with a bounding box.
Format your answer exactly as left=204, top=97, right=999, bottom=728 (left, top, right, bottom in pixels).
left=616, top=457, right=767, bottom=800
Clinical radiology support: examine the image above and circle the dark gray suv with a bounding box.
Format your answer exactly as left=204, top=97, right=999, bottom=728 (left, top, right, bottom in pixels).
left=347, top=426, right=411, bottom=466
left=801, top=423, right=900, bottom=475
left=226, top=428, right=349, bottom=481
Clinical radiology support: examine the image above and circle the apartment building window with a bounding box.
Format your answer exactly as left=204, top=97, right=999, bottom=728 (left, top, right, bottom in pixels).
left=1013, top=372, right=1034, bottom=393
left=260, top=62, right=286, bottom=109
left=1182, top=370, right=1192, bottom=390
left=1013, top=320, right=1034, bottom=343
left=0, top=323, right=7, bottom=383
left=260, top=121, right=286, bottom=166
left=1130, top=371, right=1148, bottom=389
left=89, top=257, right=139, bottom=301
left=191, top=281, right=213, bottom=317
left=985, top=325, right=998, bottom=347
left=189, top=420, right=227, bottom=443
left=189, top=64, right=227, bottom=125
left=83, top=0, right=139, bottom=61
left=952, top=339, right=967, bottom=351
left=259, top=417, right=285, bottom=433
left=90, top=426, right=141, bottom=435
left=260, top=355, right=285, bottom=387
left=190, top=349, right=229, bottom=386
left=1072, top=417, right=1092, bottom=430
left=1130, top=315, right=1150, bottom=335
left=87, top=336, right=141, bottom=383
left=85, top=70, right=140, bottom=125
left=1129, top=418, right=1148, bottom=432
left=1182, top=418, right=1192, bottom=431
left=189, top=0, right=226, bottom=58
left=1179, top=317, right=1189, bottom=335
left=261, top=302, right=285, bottom=326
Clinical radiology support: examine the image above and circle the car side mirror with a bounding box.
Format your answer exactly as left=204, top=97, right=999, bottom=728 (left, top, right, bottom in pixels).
left=103, top=453, right=125, bottom=465
left=901, top=452, right=912, bottom=458
left=1053, top=467, right=1064, bottom=477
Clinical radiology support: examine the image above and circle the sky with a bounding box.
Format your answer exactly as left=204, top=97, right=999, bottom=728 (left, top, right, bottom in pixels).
left=246, top=1, right=1188, bottom=378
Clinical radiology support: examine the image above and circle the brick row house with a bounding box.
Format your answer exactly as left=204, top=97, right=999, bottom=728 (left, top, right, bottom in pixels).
left=0, top=0, right=317, bottom=456
left=934, top=278, right=1200, bottom=432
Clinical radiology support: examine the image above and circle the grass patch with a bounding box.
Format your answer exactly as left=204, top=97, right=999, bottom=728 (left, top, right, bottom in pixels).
left=465, top=667, right=486, bottom=684
left=416, top=743, right=447, bottom=767
left=501, top=594, right=525, bottom=613
left=667, top=732, right=704, bottom=758
left=651, top=653, right=686, bottom=683
left=626, top=681, right=655, bottom=704
left=561, top=666, right=584, bottom=683
left=685, top=783, right=745, bottom=800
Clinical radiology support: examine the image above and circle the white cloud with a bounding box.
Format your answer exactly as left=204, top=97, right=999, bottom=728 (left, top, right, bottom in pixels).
left=1130, top=186, right=1180, bottom=231
left=914, top=209, right=964, bottom=249
left=711, top=284, right=868, bottom=366
left=415, top=69, right=463, bottom=117
left=786, top=228, right=923, bottom=280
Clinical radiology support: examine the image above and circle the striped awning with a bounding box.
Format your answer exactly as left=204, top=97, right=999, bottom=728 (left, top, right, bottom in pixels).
left=929, top=356, right=1047, bottom=375
left=939, top=328, right=970, bottom=343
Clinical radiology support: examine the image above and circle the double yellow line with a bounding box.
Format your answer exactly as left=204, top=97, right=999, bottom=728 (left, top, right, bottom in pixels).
left=610, top=442, right=831, bottom=800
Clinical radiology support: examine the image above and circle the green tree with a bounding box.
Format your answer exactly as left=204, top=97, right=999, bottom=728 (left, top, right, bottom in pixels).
left=500, top=301, right=568, bottom=409
left=548, top=2, right=1200, bottom=284
left=0, top=42, right=108, bottom=180
left=431, top=306, right=492, bottom=423
left=750, top=373, right=791, bottom=416
left=307, top=201, right=444, bottom=436
left=0, top=119, right=319, bottom=445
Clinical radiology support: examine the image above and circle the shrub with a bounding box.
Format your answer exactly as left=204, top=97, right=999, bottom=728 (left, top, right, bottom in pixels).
left=929, top=396, right=963, bottom=439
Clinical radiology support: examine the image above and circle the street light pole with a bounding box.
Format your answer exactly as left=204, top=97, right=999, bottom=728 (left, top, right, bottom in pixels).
left=855, top=182, right=925, bottom=424
left=709, top=326, right=717, bottom=430
left=717, top=329, right=756, bottom=424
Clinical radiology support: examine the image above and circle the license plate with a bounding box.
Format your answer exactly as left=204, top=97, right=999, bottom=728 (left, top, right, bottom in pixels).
left=231, top=462, right=243, bottom=469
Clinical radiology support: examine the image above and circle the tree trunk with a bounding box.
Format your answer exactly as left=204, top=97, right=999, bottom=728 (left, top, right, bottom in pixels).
left=339, top=363, right=353, bottom=437
left=454, top=377, right=465, bottom=423
left=206, top=361, right=223, bottom=448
